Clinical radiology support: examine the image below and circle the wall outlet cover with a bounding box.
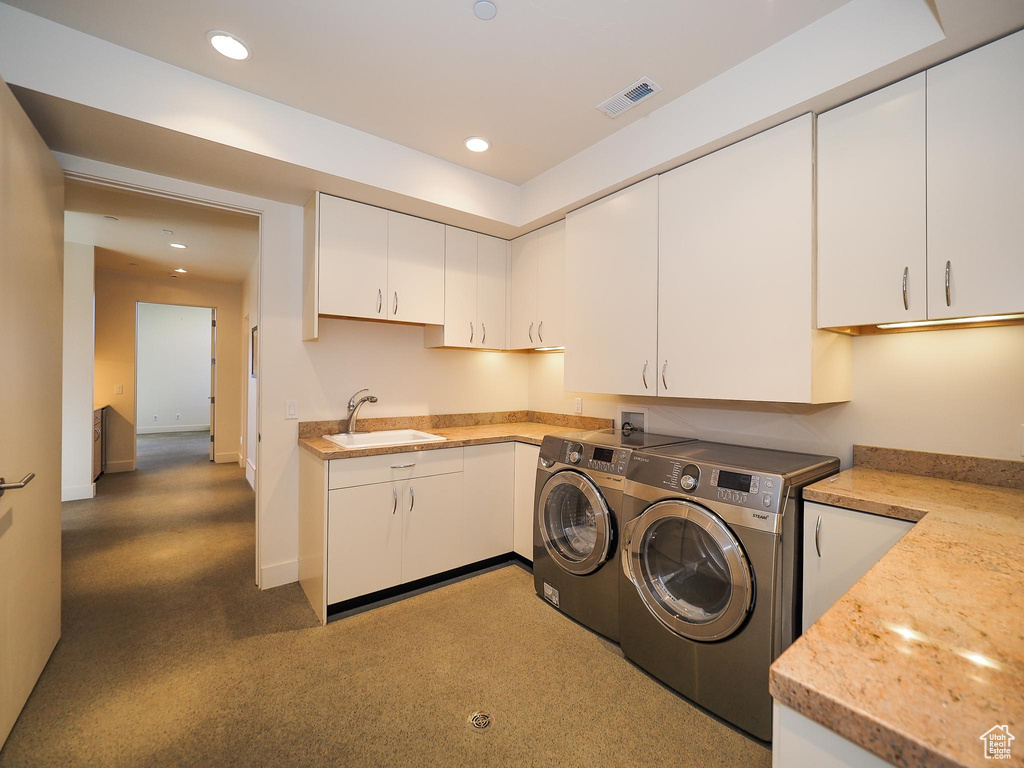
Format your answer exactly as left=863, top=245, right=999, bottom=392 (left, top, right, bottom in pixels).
left=286, top=400, right=298, bottom=420
left=574, top=397, right=583, bottom=414
left=115, top=384, right=123, bottom=395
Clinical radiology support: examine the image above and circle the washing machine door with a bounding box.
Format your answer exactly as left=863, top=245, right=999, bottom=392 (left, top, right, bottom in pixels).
left=625, top=499, right=753, bottom=642
left=537, top=471, right=612, bottom=575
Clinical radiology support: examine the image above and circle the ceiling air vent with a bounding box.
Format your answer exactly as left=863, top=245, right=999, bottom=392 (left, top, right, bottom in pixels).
left=597, top=77, right=663, bottom=118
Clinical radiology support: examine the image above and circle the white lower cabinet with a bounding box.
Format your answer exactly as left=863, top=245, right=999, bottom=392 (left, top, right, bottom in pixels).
left=327, top=482, right=403, bottom=604
left=402, top=472, right=464, bottom=583
left=462, top=443, right=515, bottom=563
left=802, top=501, right=913, bottom=632
left=773, top=702, right=894, bottom=768
left=513, top=443, right=541, bottom=560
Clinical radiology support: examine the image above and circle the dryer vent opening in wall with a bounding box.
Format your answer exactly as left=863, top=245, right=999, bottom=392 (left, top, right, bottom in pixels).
left=597, top=77, right=663, bottom=118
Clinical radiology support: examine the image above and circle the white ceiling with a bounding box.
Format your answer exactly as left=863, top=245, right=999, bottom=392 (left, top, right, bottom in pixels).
left=4, top=0, right=851, bottom=184
left=64, top=180, right=259, bottom=283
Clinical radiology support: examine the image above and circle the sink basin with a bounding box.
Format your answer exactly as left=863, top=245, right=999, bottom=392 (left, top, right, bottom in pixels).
left=323, top=429, right=447, bottom=449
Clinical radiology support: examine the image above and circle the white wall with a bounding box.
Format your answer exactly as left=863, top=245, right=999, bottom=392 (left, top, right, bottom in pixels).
left=529, top=324, right=1024, bottom=465
left=135, top=302, right=212, bottom=434
left=60, top=241, right=95, bottom=501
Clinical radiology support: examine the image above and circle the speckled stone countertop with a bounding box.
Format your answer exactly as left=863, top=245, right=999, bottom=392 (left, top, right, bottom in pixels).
left=298, top=411, right=613, bottom=460
left=771, top=451, right=1024, bottom=768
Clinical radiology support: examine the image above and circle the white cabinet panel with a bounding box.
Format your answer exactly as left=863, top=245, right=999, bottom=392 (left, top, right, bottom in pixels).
left=509, top=232, right=539, bottom=349
left=773, top=703, right=894, bottom=768
left=328, top=447, right=463, bottom=490
left=318, top=195, right=388, bottom=321
left=658, top=115, right=848, bottom=403
left=818, top=74, right=927, bottom=328
left=477, top=234, right=507, bottom=349
left=565, top=177, right=659, bottom=396
left=927, top=30, right=1024, bottom=319
left=463, top=443, right=514, bottom=563
left=513, top=443, right=541, bottom=560
left=442, top=225, right=478, bottom=348
left=327, top=483, right=403, bottom=604
left=402, top=472, right=464, bottom=583
left=535, top=220, right=565, bottom=348
left=387, top=211, right=445, bottom=325
left=802, top=501, right=913, bottom=632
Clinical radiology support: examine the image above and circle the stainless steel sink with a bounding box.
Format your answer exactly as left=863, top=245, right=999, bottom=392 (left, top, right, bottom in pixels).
left=323, top=429, right=447, bottom=449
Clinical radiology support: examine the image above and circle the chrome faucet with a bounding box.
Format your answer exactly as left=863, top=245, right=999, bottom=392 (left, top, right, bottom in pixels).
left=345, top=388, right=378, bottom=434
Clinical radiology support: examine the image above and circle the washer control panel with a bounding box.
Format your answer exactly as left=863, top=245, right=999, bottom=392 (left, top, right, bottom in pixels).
left=628, top=455, right=785, bottom=514
left=553, top=441, right=629, bottom=475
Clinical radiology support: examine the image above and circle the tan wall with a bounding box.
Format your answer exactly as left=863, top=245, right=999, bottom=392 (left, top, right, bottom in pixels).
left=529, top=324, right=1024, bottom=465
left=94, top=269, right=244, bottom=471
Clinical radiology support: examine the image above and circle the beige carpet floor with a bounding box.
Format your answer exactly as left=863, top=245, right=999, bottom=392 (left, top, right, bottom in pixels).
left=0, top=432, right=771, bottom=767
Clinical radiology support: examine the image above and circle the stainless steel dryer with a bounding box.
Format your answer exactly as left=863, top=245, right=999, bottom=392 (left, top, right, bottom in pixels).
left=533, top=430, right=694, bottom=642
left=619, top=441, right=838, bottom=740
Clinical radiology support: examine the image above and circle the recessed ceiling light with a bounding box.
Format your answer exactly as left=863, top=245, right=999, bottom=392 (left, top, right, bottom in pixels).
left=169, top=243, right=188, bottom=249
left=473, top=1, right=497, bottom=20
left=161, top=228, right=174, bottom=235
left=174, top=268, right=188, bottom=273
left=104, top=215, right=118, bottom=221
left=465, top=136, right=490, bottom=153
left=207, top=30, right=250, bottom=61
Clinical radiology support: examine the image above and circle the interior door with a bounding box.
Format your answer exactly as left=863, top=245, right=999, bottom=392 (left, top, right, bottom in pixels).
left=476, top=234, right=507, bottom=349
left=0, top=76, right=64, bottom=749
left=387, top=211, right=445, bottom=325
left=209, top=310, right=216, bottom=461
left=443, top=226, right=477, bottom=348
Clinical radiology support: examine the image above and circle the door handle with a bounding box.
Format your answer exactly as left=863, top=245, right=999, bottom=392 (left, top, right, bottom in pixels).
left=661, top=361, right=668, bottom=390
left=469, top=322, right=474, bottom=344
left=377, top=289, right=383, bottom=314
left=815, top=515, right=822, bottom=558
left=481, top=323, right=486, bottom=345
left=528, top=322, right=534, bottom=344
left=394, top=291, right=399, bottom=315
left=944, top=261, right=951, bottom=307
left=902, top=267, right=909, bottom=311
left=409, top=486, right=415, bottom=512
left=392, top=486, right=398, bottom=515
left=538, top=321, right=544, bottom=343
left=0, top=473, right=35, bottom=498
left=642, top=360, right=648, bottom=390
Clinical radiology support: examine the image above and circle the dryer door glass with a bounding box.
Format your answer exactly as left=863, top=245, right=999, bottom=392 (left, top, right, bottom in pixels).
left=627, top=500, right=753, bottom=641
left=537, top=471, right=612, bottom=576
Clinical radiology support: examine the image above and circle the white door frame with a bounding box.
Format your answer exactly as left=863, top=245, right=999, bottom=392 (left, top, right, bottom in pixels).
left=67, top=170, right=265, bottom=587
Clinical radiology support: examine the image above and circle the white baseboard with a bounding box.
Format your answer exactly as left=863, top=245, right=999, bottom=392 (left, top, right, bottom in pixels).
left=105, top=460, right=135, bottom=473
left=261, top=559, right=298, bottom=589
left=137, top=425, right=210, bottom=434
left=245, top=459, right=255, bottom=490
left=61, top=483, right=95, bottom=501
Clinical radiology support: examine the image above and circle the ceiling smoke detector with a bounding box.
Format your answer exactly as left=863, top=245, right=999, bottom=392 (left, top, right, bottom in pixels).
left=597, top=77, right=663, bottom=118
left=473, top=1, right=497, bottom=20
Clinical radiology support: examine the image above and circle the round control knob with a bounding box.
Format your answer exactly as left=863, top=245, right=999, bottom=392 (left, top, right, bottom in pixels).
left=681, top=474, right=698, bottom=491
left=680, top=463, right=701, bottom=492
left=567, top=443, right=583, bottom=464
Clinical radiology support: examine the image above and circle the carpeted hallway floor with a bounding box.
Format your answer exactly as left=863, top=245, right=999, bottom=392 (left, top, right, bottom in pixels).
left=0, top=432, right=771, bottom=767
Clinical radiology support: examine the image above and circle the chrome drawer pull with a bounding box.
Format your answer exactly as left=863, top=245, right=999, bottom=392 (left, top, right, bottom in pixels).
left=945, top=261, right=951, bottom=307
left=392, top=486, right=398, bottom=515
left=469, top=322, right=474, bottom=344
left=390, top=463, right=416, bottom=469
left=902, top=267, right=909, bottom=311
left=528, top=322, right=534, bottom=344
left=815, top=515, right=822, bottom=558
left=409, top=486, right=415, bottom=512
left=377, top=289, right=383, bottom=314
left=538, top=321, right=544, bottom=343
left=642, top=360, right=648, bottom=390
left=661, top=361, right=668, bottom=390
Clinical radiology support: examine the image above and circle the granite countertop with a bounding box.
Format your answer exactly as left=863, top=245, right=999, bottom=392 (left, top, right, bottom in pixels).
left=297, top=410, right=613, bottom=460
left=771, top=449, right=1024, bottom=768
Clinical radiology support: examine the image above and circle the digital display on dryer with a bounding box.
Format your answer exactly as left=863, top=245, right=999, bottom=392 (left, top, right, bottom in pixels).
left=592, top=447, right=615, bottom=463
left=717, top=470, right=753, bottom=492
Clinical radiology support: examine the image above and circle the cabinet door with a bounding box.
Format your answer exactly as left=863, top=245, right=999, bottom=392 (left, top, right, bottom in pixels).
left=535, top=220, right=565, bottom=348
left=801, top=501, right=913, bottom=632
left=402, top=472, right=464, bottom=583
left=818, top=74, right=927, bottom=327
left=509, top=232, right=539, bottom=349
left=477, top=234, right=507, bottom=349
left=658, top=115, right=820, bottom=402
left=387, top=211, right=445, bottom=325
left=565, top=177, right=659, bottom=396
left=327, top=483, right=403, bottom=604
left=513, top=443, right=541, bottom=561
left=318, top=195, right=388, bottom=320
left=463, top=443, right=514, bottom=563
left=442, top=226, right=477, bottom=348
left=927, top=30, right=1024, bottom=319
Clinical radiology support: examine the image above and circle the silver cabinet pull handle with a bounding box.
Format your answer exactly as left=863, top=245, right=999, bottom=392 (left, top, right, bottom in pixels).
left=392, top=486, right=398, bottom=515
left=538, top=321, right=544, bottom=343
left=377, top=289, right=383, bottom=314
left=390, top=463, right=416, bottom=469
left=815, top=515, right=822, bottom=558
left=661, top=361, right=668, bottom=390
left=0, top=472, right=35, bottom=498
left=394, top=291, right=399, bottom=315
left=409, top=486, right=415, bottom=512
left=902, top=267, right=909, bottom=311
left=469, top=322, right=474, bottom=344
left=528, top=322, right=534, bottom=344
left=944, top=261, right=951, bottom=307
left=642, top=360, right=648, bottom=390
left=481, top=322, right=486, bottom=345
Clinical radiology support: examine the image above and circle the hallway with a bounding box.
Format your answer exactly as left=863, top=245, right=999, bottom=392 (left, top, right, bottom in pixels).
left=0, top=434, right=768, bottom=767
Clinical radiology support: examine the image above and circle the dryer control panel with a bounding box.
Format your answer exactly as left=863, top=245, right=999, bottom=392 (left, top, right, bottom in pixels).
left=627, top=454, right=785, bottom=514
left=538, top=436, right=630, bottom=476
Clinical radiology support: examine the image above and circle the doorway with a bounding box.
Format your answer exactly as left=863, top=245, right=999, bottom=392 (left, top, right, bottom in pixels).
left=135, top=302, right=217, bottom=463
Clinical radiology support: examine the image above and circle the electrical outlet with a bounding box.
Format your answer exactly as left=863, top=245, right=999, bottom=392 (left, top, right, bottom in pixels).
left=285, top=400, right=298, bottom=420
left=115, top=384, right=123, bottom=395
left=574, top=397, right=583, bottom=414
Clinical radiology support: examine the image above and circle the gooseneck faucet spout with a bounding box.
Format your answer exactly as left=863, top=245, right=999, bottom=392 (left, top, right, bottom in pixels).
left=345, top=388, right=378, bottom=434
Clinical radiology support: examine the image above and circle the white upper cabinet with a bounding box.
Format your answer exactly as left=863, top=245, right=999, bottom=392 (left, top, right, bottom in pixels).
left=317, top=194, right=388, bottom=322
left=658, top=115, right=849, bottom=403
left=509, top=220, right=566, bottom=350
left=565, top=177, right=660, bottom=396
left=818, top=74, right=927, bottom=328
left=927, top=30, right=1024, bottom=320
left=477, top=234, right=508, bottom=349
left=387, top=211, right=445, bottom=325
